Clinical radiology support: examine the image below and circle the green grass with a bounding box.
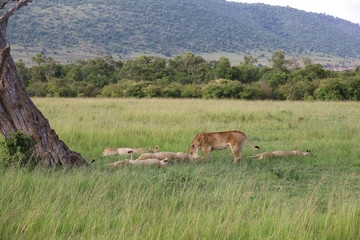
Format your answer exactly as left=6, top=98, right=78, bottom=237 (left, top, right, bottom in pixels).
left=1, top=98, right=359, bottom=239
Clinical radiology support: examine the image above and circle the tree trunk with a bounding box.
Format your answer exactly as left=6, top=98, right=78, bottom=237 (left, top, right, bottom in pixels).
left=0, top=0, right=88, bottom=167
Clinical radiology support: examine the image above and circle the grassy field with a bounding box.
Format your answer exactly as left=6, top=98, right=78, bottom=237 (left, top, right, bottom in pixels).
left=1, top=98, right=359, bottom=239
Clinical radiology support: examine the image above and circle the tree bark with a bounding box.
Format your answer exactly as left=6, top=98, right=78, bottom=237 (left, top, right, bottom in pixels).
left=0, top=0, right=88, bottom=167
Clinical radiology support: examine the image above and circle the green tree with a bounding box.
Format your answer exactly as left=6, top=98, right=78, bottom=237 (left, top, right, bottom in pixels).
left=301, top=56, right=312, bottom=66
left=315, top=78, right=346, bottom=100
left=243, top=55, right=258, bottom=65
left=214, top=57, right=231, bottom=79
left=16, top=62, right=31, bottom=87
left=271, top=50, right=288, bottom=73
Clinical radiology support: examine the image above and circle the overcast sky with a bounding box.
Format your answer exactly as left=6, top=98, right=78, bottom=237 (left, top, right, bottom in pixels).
left=227, top=0, right=360, bottom=24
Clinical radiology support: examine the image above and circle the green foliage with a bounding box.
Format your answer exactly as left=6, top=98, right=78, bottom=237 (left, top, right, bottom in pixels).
left=202, top=79, right=243, bottom=99
left=143, top=84, right=163, bottom=98
left=162, top=82, right=182, bottom=98
left=181, top=84, right=202, bottom=98
left=271, top=50, right=288, bottom=73
left=0, top=131, right=36, bottom=168
left=16, top=52, right=359, bottom=100
left=346, top=77, right=360, bottom=100
left=315, top=78, right=347, bottom=100
left=6, top=0, right=360, bottom=58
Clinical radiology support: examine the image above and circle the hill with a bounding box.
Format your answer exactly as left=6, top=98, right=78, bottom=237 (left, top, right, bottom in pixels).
left=6, top=0, right=360, bottom=62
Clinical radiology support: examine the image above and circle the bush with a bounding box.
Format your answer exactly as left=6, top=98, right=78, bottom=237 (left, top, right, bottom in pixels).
left=279, top=80, right=312, bottom=100
left=0, top=131, right=36, bottom=168
left=143, top=84, right=163, bottom=98
left=181, top=84, right=202, bottom=98
left=123, top=81, right=152, bottom=98
left=202, top=82, right=221, bottom=99
left=239, top=85, right=260, bottom=100
left=78, top=83, right=100, bottom=97
left=202, top=79, right=243, bottom=99
left=101, top=81, right=134, bottom=97
left=124, top=83, right=144, bottom=98
left=162, top=82, right=182, bottom=98
left=345, top=77, right=360, bottom=100
left=26, top=81, right=50, bottom=97
left=315, top=78, right=346, bottom=100
left=239, top=81, right=273, bottom=100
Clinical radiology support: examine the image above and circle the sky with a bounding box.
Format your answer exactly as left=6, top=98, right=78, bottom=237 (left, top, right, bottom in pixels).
left=227, top=0, right=360, bottom=24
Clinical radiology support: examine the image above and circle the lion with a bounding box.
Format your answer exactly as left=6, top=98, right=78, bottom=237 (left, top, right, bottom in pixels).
left=138, top=152, right=176, bottom=160
left=248, top=150, right=313, bottom=160
left=188, top=131, right=259, bottom=163
left=101, top=146, right=159, bottom=157
left=138, top=151, right=203, bottom=162
left=107, top=158, right=168, bottom=168
left=101, top=148, right=118, bottom=157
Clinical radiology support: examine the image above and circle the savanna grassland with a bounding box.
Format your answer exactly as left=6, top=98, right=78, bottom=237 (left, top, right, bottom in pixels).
left=1, top=98, right=359, bottom=240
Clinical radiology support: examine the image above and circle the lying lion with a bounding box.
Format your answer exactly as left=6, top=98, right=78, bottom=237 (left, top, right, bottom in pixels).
left=101, top=146, right=159, bottom=157
left=188, top=131, right=259, bottom=163
left=138, top=151, right=203, bottom=162
left=248, top=150, right=313, bottom=160
left=107, top=158, right=169, bottom=168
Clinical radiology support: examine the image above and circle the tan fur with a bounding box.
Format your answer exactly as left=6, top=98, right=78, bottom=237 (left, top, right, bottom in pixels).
left=101, top=146, right=159, bottom=157
left=139, top=152, right=177, bottom=160
left=107, top=158, right=168, bottom=168
left=153, top=146, right=160, bottom=153
left=248, top=150, right=313, bottom=160
left=101, top=148, right=118, bottom=157
left=188, top=131, right=259, bottom=163
left=138, top=151, right=203, bottom=162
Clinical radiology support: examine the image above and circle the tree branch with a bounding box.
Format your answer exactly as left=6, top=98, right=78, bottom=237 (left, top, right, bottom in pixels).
left=0, top=1, right=11, bottom=10
left=0, top=0, right=33, bottom=24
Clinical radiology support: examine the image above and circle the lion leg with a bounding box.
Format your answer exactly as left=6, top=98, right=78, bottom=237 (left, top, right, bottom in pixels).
left=248, top=154, right=261, bottom=159
left=204, top=147, right=212, bottom=159
left=230, top=145, right=241, bottom=163
left=231, top=142, right=245, bottom=164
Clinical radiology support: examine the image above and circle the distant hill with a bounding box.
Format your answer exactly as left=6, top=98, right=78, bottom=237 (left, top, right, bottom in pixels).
left=6, top=0, right=360, bottom=61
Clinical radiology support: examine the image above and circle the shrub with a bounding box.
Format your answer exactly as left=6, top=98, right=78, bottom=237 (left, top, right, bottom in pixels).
left=345, top=77, right=360, bottom=100
left=122, top=81, right=151, bottom=98
left=0, top=131, right=36, bottom=168
left=239, top=85, right=260, bottom=100
left=162, top=82, right=182, bottom=98
left=202, top=79, right=243, bottom=99
left=239, top=81, right=272, bottom=100
left=220, top=79, right=243, bottom=98
left=143, top=84, right=163, bottom=98
left=101, top=81, right=133, bottom=97
left=181, top=84, right=202, bottom=98
left=124, top=83, right=144, bottom=98
left=202, top=82, right=221, bottom=99
left=26, top=81, right=50, bottom=97
left=279, top=80, right=312, bottom=100
left=78, top=83, right=100, bottom=97
left=315, top=78, right=347, bottom=100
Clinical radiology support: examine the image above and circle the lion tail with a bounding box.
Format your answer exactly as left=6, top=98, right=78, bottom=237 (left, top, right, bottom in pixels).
left=244, top=135, right=260, bottom=150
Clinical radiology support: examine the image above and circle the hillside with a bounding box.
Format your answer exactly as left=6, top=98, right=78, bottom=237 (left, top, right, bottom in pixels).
left=6, top=0, right=360, bottom=62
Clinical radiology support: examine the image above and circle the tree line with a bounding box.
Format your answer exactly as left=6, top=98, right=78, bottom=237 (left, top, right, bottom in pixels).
left=17, top=51, right=360, bottom=101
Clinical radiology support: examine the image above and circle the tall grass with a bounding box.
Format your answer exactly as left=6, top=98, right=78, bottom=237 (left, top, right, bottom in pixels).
left=0, top=98, right=359, bottom=239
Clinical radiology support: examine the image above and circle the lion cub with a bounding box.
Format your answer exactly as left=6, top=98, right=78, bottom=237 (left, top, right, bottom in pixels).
left=248, top=150, right=313, bottom=160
